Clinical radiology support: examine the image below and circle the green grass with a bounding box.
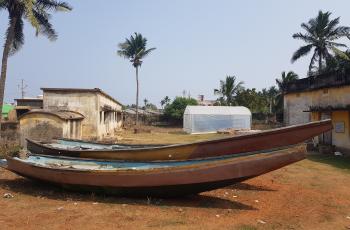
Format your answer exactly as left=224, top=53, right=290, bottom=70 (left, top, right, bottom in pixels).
left=307, top=154, right=350, bottom=173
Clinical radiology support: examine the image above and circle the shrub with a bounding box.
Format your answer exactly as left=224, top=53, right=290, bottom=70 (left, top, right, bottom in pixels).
left=163, top=97, right=198, bottom=123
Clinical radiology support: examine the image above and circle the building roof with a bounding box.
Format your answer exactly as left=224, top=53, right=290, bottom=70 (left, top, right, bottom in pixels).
left=303, top=105, right=350, bottom=112
left=123, top=108, right=162, bottom=116
left=19, top=110, right=85, bottom=121
left=41, top=88, right=123, bottom=106
left=184, top=106, right=251, bottom=115
left=15, top=98, right=43, bottom=102
left=285, top=73, right=350, bottom=94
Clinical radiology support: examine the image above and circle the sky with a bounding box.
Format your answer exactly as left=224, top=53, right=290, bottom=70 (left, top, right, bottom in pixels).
left=1, top=0, right=350, bottom=106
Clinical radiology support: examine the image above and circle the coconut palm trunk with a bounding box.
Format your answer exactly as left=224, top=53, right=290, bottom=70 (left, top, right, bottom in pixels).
left=0, top=16, right=17, bottom=135
left=135, top=66, right=139, bottom=126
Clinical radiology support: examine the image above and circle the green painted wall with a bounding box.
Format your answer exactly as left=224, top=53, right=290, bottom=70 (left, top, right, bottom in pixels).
left=1, top=104, right=14, bottom=118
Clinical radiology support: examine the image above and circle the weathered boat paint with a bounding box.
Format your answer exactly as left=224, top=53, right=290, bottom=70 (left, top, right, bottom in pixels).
left=27, top=120, right=331, bottom=162
left=53, top=139, right=165, bottom=150
left=5, top=145, right=306, bottom=197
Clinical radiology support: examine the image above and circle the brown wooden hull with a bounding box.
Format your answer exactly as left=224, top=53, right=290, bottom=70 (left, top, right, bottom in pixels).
left=27, top=120, right=331, bottom=161
left=5, top=145, right=306, bottom=197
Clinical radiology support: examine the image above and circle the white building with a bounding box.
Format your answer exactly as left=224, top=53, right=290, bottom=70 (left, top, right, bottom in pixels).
left=183, top=106, right=251, bottom=134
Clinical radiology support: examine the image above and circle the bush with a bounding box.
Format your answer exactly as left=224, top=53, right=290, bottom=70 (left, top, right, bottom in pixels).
left=0, top=144, right=21, bottom=158
left=163, top=97, right=198, bottom=123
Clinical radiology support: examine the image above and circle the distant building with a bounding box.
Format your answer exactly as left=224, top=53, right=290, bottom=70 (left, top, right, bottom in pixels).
left=183, top=106, right=251, bottom=134
left=122, top=108, right=162, bottom=126
left=15, top=97, right=43, bottom=108
left=1, top=104, right=14, bottom=120
left=197, top=95, right=216, bottom=106
left=11, top=97, right=43, bottom=120
left=284, top=73, right=350, bottom=153
left=19, top=88, right=123, bottom=144
left=19, top=110, right=84, bottom=145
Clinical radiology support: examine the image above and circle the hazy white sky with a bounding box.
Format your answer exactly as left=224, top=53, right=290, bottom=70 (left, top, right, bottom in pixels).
left=1, top=0, right=350, bottom=106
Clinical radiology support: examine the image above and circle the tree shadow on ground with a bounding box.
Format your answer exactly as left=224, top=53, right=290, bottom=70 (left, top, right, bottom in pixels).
left=0, top=178, right=257, bottom=210
left=307, top=153, right=350, bottom=171
left=227, top=182, right=276, bottom=192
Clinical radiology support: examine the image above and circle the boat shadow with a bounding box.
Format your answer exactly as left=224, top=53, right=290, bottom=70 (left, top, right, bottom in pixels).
left=228, top=182, right=276, bottom=192
left=0, top=178, right=257, bottom=210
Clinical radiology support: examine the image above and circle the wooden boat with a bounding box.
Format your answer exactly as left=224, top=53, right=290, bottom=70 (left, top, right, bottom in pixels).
left=34, top=138, right=165, bottom=150
left=2, top=145, right=306, bottom=197
left=27, top=119, right=332, bottom=162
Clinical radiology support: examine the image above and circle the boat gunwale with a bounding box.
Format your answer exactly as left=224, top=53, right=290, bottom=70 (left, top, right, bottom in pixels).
left=26, top=119, right=331, bottom=153
left=8, top=145, right=306, bottom=174
left=28, top=143, right=302, bottom=163
left=51, top=138, right=166, bottom=148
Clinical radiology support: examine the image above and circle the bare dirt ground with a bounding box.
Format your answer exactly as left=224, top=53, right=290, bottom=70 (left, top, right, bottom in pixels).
left=1, top=127, right=350, bottom=230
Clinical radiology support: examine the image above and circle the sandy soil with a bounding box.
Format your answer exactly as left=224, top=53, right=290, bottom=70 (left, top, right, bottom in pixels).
left=0, top=154, right=349, bottom=230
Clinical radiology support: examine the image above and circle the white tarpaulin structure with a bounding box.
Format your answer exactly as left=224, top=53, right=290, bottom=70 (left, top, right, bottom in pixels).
left=183, top=106, right=251, bottom=134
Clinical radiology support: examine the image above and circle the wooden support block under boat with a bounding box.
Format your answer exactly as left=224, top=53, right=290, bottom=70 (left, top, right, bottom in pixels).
left=5, top=145, right=306, bottom=197
left=26, top=119, right=332, bottom=162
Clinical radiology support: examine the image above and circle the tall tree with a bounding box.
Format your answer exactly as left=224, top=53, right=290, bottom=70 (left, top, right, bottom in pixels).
left=325, top=48, right=350, bottom=75
left=275, top=71, right=299, bottom=114
left=160, top=96, right=171, bottom=109
left=291, top=11, right=350, bottom=72
left=143, top=98, right=148, bottom=108
left=214, top=76, right=243, bottom=106
left=117, top=33, right=156, bottom=127
left=262, top=86, right=279, bottom=114
left=276, top=71, right=299, bottom=92
left=0, top=0, right=71, bottom=132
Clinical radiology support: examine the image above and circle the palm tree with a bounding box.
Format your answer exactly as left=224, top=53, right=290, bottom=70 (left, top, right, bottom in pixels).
left=0, top=0, right=71, bottom=131
left=262, top=86, right=279, bottom=114
left=143, top=98, right=148, bottom=108
left=324, top=48, right=350, bottom=75
left=164, top=96, right=171, bottom=104
left=160, top=96, right=171, bottom=109
left=117, top=33, right=156, bottom=126
left=291, top=11, right=350, bottom=72
left=214, top=76, right=244, bottom=106
left=275, top=71, right=299, bottom=114
left=276, top=71, right=299, bottom=92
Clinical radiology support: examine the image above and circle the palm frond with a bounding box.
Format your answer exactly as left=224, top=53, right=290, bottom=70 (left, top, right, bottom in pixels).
left=331, top=47, right=350, bottom=61
left=291, top=44, right=313, bottom=62
left=36, top=0, right=72, bottom=11
left=33, top=9, right=57, bottom=40
left=292, top=32, right=314, bottom=43
left=213, top=89, right=221, bottom=96
left=300, top=23, right=313, bottom=35
left=140, top=47, right=156, bottom=58
left=327, top=41, right=347, bottom=48
left=0, top=0, right=6, bottom=9
left=23, top=0, right=40, bottom=35
left=8, top=17, right=24, bottom=55
left=328, top=26, right=350, bottom=40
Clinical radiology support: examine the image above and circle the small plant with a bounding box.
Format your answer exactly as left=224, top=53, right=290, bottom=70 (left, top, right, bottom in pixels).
left=0, top=144, right=21, bottom=158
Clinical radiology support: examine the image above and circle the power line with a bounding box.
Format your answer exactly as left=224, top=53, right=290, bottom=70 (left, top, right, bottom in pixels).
left=17, top=79, right=28, bottom=99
